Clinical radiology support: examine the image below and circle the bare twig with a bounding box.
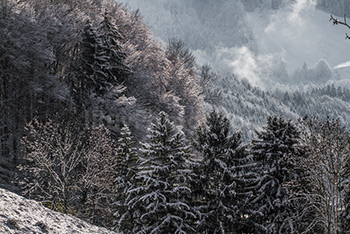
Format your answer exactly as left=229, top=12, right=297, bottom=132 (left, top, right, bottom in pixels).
left=330, top=15, right=350, bottom=40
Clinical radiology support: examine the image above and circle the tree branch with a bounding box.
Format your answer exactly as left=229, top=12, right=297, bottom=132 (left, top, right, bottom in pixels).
left=330, top=15, right=350, bottom=39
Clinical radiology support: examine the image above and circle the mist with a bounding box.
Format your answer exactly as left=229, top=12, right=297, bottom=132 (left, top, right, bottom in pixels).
left=119, top=0, right=350, bottom=90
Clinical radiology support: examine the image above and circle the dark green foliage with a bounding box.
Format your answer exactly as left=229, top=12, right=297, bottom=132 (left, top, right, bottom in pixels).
left=192, top=110, right=247, bottom=233
left=71, top=21, right=97, bottom=109
left=246, top=116, right=301, bottom=233
left=118, top=111, right=196, bottom=233
left=94, top=11, right=131, bottom=95
left=113, top=125, right=139, bottom=231
left=69, top=14, right=131, bottom=125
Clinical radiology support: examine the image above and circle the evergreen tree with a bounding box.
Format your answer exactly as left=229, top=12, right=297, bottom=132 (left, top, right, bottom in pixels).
left=113, top=124, right=139, bottom=231
left=246, top=116, right=301, bottom=233
left=119, top=111, right=196, bottom=233
left=67, top=20, right=97, bottom=125
left=94, top=11, right=131, bottom=95
left=69, top=13, right=132, bottom=126
left=192, top=110, right=248, bottom=233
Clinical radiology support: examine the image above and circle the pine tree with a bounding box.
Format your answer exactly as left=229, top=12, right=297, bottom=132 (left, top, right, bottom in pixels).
left=246, top=116, right=301, bottom=233
left=119, top=111, right=196, bottom=233
left=94, top=10, right=131, bottom=95
left=113, top=125, right=139, bottom=231
left=192, top=110, right=248, bottom=233
left=69, top=13, right=132, bottom=126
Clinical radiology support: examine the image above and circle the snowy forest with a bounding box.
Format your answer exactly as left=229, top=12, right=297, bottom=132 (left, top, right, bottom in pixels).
left=2, top=0, right=350, bottom=233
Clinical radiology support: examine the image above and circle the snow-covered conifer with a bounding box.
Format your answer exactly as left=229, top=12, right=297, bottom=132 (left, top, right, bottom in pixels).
left=246, top=116, right=301, bottom=233
left=192, top=110, right=248, bottom=233
left=94, top=11, right=131, bottom=95
left=118, top=111, right=196, bottom=233
left=113, top=125, right=139, bottom=231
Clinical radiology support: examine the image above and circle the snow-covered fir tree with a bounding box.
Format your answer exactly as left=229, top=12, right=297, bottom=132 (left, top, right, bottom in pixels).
left=113, top=125, right=139, bottom=231
left=68, top=20, right=96, bottom=117
left=94, top=11, right=131, bottom=95
left=192, top=110, right=248, bottom=233
left=118, top=111, right=196, bottom=233
left=246, top=116, right=301, bottom=233
left=69, top=12, right=132, bottom=126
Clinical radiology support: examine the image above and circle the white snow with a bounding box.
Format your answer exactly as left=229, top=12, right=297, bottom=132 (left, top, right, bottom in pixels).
left=0, top=188, right=117, bottom=234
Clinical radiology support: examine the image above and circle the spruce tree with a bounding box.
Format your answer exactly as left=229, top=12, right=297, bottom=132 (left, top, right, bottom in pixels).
left=119, top=111, right=195, bottom=233
left=79, top=21, right=96, bottom=100
left=67, top=20, right=97, bottom=124
left=94, top=11, right=131, bottom=95
left=247, top=116, right=301, bottom=233
left=69, top=13, right=131, bottom=125
left=192, top=110, right=248, bottom=233
left=113, top=125, right=139, bottom=231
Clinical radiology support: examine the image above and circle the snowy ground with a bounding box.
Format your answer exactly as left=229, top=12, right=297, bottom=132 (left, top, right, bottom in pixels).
left=0, top=188, right=117, bottom=234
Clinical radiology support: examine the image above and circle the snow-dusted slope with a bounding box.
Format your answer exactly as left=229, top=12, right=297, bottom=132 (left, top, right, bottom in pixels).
left=0, top=188, right=117, bottom=234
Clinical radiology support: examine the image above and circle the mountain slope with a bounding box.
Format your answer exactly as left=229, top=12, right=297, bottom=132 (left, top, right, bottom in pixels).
left=205, top=72, right=350, bottom=140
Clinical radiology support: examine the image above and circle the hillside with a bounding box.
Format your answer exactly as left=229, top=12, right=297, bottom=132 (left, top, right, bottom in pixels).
left=0, top=0, right=203, bottom=192
left=0, top=188, right=117, bottom=234
left=119, top=0, right=350, bottom=139
left=2, top=0, right=350, bottom=233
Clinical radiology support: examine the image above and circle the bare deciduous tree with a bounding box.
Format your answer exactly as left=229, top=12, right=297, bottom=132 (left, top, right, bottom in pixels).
left=17, top=117, right=116, bottom=227
left=294, top=117, right=350, bottom=233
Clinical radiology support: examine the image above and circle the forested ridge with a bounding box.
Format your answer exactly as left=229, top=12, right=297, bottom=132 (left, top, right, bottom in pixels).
left=2, top=0, right=350, bottom=233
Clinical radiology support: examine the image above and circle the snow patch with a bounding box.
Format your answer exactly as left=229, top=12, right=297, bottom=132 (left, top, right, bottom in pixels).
left=0, top=188, right=117, bottom=234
